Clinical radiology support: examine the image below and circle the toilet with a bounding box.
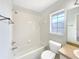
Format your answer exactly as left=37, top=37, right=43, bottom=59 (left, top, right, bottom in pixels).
left=41, top=40, right=61, bottom=59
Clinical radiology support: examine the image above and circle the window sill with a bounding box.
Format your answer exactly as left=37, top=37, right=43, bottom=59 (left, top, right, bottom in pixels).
left=49, top=32, right=64, bottom=36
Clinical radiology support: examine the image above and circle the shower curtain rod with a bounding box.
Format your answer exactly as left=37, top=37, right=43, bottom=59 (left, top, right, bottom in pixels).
left=0, top=15, right=10, bottom=20
left=0, top=15, right=14, bottom=24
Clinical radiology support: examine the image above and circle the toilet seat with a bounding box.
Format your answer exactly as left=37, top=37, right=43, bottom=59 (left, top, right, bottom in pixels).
left=41, top=50, right=56, bottom=59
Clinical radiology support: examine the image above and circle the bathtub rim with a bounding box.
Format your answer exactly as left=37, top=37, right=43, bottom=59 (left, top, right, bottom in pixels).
left=15, top=46, right=46, bottom=59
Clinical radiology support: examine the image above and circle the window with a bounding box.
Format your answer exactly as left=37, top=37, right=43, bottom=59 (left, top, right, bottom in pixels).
left=50, top=10, right=64, bottom=35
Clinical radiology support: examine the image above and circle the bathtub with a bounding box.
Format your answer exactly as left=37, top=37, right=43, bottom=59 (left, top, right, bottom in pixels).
left=12, top=46, right=45, bottom=59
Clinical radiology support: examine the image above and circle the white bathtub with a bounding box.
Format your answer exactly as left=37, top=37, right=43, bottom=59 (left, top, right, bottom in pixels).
left=12, top=46, right=45, bottom=59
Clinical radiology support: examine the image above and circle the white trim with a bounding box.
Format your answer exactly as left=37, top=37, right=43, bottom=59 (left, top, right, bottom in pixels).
left=49, top=9, right=64, bottom=16
left=49, top=32, right=64, bottom=36
left=67, top=6, right=79, bottom=11
left=49, top=9, right=65, bottom=35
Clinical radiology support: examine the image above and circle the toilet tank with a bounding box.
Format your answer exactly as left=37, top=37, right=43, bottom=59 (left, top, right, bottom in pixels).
left=49, top=40, right=61, bottom=54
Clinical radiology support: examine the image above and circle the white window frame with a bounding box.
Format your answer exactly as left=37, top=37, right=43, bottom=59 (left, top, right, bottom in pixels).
left=49, top=9, right=65, bottom=35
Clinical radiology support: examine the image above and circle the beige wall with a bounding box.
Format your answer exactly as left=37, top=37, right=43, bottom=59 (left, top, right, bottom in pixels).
left=12, top=6, right=42, bottom=55
left=40, top=0, right=76, bottom=46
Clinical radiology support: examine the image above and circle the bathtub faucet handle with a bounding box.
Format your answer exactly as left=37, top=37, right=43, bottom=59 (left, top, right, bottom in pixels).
left=12, top=46, right=18, bottom=51
left=12, top=41, right=16, bottom=46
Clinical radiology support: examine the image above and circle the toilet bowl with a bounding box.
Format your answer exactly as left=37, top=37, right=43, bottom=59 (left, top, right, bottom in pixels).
left=41, top=40, right=61, bottom=59
left=41, top=50, right=56, bottom=59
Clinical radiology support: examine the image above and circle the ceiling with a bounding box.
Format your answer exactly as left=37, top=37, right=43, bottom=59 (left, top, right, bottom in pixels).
left=13, top=0, right=58, bottom=12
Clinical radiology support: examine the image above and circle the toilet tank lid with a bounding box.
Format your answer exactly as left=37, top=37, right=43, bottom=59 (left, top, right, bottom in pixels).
left=49, top=40, right=61, bottom=47
left=49, top=40, right=62, bottom=54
